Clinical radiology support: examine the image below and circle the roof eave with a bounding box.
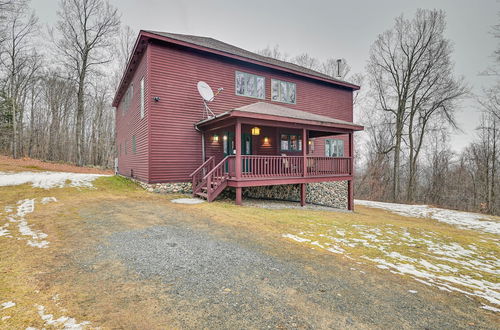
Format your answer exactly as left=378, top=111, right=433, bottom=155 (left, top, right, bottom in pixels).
left=114, top=29, right=361, bottom=108
left=196, top=109, right=364, bottom=132
left=142, top=31, right=360, bottom=90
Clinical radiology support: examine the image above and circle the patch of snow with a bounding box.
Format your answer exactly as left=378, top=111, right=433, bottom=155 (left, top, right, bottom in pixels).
left=282, top=234, right=310, bottom=243
left=35, top=304, right=90, bottom=330
left=284, top=222, right=500, bottom=311
left=40, top=197, right=57, bottom=204
left=1, top=315, right=11, bottom=321
left=0, top=171, right=108, bottom=189
left=0, top=223, right=9, bottom=236
left=481, top=305, right=500, bottom=312
left=408, top=290, right=418, bottom=294
left=1, top=301, right=15, bottom=309
left=1, top=198, right=50, bottom=248
left=355, top=199, right=499, bottom=235
left=170, top=198, right=205, bottom=205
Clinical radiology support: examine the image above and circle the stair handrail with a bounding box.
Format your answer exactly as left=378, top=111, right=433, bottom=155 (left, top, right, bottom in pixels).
left=189, top=156, right=215, bottom=178
left=203, top=156, right=232, bottom=201
left=190, top=156, right=215, bottom=195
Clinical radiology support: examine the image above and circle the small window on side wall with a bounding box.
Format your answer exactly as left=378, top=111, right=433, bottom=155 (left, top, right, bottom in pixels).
left=325, top=139, right=344, bottom=157
left=140, top=77, right=145, bottom=118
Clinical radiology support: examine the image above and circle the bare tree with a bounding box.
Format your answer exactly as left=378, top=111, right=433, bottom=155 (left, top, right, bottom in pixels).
left=256, top=44, right=289, bottom=62
left=367, top=9, right=467, bottom=202
left=55, top=0, right=119, bottom=166
left=0, top=0, right=40, bottom=158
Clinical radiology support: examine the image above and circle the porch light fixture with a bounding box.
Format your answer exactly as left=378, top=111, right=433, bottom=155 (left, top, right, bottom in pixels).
left=251, top=127, right=261, bottom=136
left=223, top=135, right=228, bottom=141
left=263, top=137, right=270, bottom=144
left=213, top=134, right=219, bottom=142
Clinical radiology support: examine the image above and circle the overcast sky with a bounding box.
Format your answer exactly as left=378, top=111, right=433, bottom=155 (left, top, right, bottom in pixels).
left=32, top=0, right=499, bottom=152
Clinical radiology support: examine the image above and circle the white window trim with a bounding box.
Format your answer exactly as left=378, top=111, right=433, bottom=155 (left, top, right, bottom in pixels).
left=271, top=78, right=296, bottom=104
left=140, top=77, right=145, bottom=119
left=325, top=139, right=344, bottom=157
left=235, top=71, right=265, bottom=100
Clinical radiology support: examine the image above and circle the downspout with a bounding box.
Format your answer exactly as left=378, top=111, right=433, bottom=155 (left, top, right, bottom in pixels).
left=195, top=125, right=205, bottom=162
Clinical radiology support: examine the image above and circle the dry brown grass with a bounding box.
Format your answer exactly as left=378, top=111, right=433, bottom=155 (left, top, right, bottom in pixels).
left=0, top=155, right=112, bottom=174
left=1, top=158, right=498, bottom=327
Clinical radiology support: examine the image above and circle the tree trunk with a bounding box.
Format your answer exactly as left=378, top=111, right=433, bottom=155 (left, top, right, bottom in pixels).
left=76, top=67, right=86, bottom=166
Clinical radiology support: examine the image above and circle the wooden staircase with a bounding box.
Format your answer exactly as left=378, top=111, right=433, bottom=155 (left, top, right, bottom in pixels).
left=189, top=156, right=232, bottom=202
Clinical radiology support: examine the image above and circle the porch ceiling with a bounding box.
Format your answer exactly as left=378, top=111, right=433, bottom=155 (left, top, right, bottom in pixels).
left=195, top=102, right=364, bottom=133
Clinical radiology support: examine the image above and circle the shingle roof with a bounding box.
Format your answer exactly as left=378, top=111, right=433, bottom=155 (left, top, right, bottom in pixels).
left=144, top=30, right=359, bottom=90
left=196, top=102, right=363, bottom=131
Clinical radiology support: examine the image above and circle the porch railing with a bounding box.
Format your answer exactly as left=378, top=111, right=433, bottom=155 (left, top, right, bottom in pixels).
left=239, top=155, right=304, bottom=178
left=306, top=157, right=352, bottom=176
left=230, top=155, right=351, bottom=179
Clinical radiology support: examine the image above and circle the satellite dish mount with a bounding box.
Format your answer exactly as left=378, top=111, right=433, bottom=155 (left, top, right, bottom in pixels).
left=197, top=81, right=223, bottom=119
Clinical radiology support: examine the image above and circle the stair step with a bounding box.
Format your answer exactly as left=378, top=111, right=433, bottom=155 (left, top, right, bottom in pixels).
left=196, top=192, right=208, bottom=199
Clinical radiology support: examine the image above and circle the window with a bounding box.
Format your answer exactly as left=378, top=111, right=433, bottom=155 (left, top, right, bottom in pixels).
left=325, top=139, right=344, bottom=157
left=271, top=79, right=296, bottom=104
left=132, top=135, right=136, bottom=154
left=140, top=77, right=145, bottom=118
left=125, top=140, right=128, bottom=155
left=235, top=71, right=265, bottom=99
left=280, top=134, right=302, bottom=152
left=122, top=83, right=134, bottom=114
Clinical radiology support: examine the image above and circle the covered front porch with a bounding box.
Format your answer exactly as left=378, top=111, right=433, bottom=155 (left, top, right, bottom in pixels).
left=190, top=102, right=363, bottom=209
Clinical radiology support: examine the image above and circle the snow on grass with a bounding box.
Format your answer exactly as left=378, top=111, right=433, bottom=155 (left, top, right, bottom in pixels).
left=1, top=301, right=15, bottom=309
left=355, top=200, right=499, bottom=235
left=282, top=223, right=500, bottom=311
left=2, top=301, right=92, bottom=329
left=0, top=171, right=109, bottom=189
left=33, top=304, right=91, bottom=329
left=2, top=198, right=56, bottom=248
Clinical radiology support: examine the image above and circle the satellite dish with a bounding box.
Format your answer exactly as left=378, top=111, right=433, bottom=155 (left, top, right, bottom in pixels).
left=197, top=81, right=214, bottom=102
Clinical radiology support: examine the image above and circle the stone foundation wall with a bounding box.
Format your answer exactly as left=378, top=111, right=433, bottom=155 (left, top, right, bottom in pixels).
left=244, top=181, right=348, bottom=209
left=129, top=175, right=348, bottom=209
left=137, top=181, right=192, bottom=194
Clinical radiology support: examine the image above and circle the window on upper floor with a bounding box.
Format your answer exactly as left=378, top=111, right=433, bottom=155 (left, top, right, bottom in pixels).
left=235, top=71, right=265, bottom=99
left=325, top=139, right=344, bottom=157
left=280, top=134, right=302, bottom=152
left=140, top=77, right=145, bottom=119
left=271, top=79, right=296, bottom=104
left=122, top=83, right=134, bottom=114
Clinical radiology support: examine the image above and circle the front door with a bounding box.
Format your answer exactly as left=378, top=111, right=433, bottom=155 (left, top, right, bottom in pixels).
left=223, top=132, right=234, bottom=173
left=223, top=132, right=235, bottom=157
left=242, top=133, right=252, bottom=172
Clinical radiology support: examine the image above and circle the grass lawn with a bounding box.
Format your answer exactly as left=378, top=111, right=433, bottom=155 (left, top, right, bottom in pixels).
left=0, top=160, right=499, bottom=328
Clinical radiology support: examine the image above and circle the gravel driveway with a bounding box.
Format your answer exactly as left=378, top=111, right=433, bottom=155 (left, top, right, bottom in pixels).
left=74, top=199, right=499, bottom=329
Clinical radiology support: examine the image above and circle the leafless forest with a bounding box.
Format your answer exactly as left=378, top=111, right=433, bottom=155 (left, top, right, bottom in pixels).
left=0, top=0, right=133, bottom=167
left=0, top=2, right=499, bottom=214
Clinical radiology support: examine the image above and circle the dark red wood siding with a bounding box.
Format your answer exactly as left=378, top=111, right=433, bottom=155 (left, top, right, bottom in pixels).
left=115, top=46, right=150, bottom=181
left=147, top=41, right=353, bottom=182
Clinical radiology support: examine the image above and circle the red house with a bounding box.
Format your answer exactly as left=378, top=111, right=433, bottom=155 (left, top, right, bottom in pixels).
left=113, top=31, right=363, bottom=209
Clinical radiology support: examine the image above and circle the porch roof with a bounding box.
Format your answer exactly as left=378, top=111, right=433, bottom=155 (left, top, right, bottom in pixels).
left=196, top=102, right=364, bottom=132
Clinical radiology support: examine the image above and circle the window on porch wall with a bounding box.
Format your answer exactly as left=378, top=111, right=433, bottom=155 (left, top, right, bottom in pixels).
left=325, top=139, right=344, bottom=157
left=280, top=134, right=302, bottom=152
